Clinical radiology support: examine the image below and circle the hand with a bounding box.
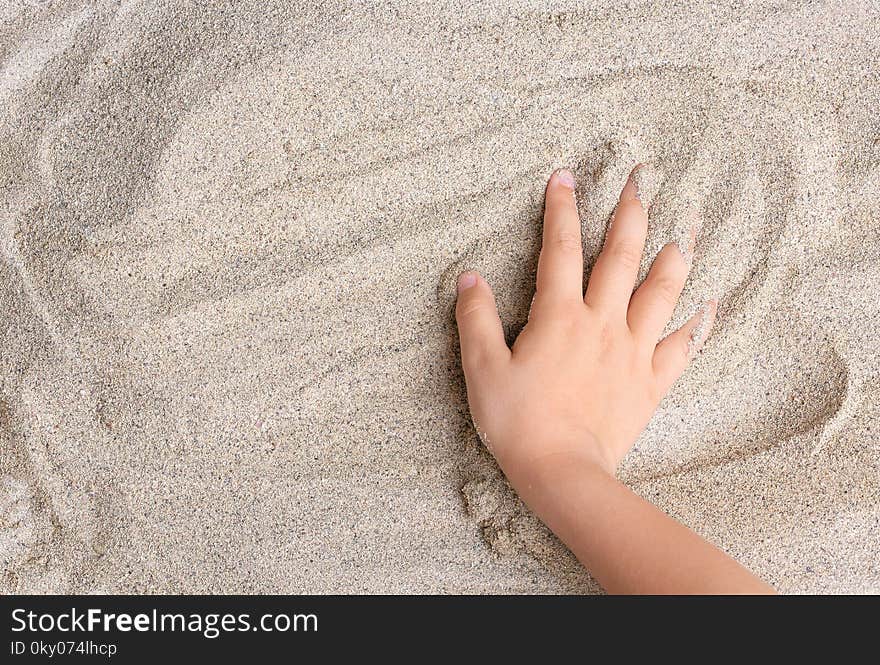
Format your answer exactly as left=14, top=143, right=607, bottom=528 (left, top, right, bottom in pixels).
left=455, top=166, right=716, bottom=482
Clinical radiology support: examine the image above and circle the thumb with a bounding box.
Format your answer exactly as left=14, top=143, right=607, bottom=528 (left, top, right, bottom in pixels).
left=455, top=271, right=510, bottom=378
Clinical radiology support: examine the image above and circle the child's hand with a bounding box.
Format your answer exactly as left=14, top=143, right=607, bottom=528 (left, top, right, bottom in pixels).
left=456, top=167, right=716, bottom=482
left=455, top=184, right=774, bottom=595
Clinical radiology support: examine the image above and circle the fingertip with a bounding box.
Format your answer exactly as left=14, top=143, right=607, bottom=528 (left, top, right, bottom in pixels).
left=456, top=271, right=480, bottom=295
left=683, top=225, right=698, bottom=262
left=687, top=298, right=718, bottom=359
left=454, top=272, right=510, bottom=373
left=705, top=298, right=719, bottom=323
left=708, top=298, right=719, bottom=325
left=551, top=168, right=576, bottom=191
left=618, top=163, right=646, bottom=202
left=455, top=271, right=497, bottom=319
left=655, top=237, right=691, bottom=271
left=620, top=162, right=661, bottom=215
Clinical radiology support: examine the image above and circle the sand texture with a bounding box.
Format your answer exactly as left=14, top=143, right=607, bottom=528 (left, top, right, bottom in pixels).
left=1, top=1, right=879, bottom=593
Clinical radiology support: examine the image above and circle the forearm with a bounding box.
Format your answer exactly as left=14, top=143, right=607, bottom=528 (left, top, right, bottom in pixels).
left=505, top=450, right=775, bottom=595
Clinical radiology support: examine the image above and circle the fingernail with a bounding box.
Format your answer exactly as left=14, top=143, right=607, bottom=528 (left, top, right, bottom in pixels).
left=555, top=169, right=576, bottom=189
left=457, top=272, right=478, bottom=293
left=688, top=299, right=717, bottom=359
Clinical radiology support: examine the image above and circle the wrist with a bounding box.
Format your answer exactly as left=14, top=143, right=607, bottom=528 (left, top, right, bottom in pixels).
left=499, top=438, right=616, bottom=495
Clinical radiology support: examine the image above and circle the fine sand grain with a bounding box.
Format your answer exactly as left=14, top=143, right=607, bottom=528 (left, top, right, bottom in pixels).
left=1, top=1, right=879, bottom=593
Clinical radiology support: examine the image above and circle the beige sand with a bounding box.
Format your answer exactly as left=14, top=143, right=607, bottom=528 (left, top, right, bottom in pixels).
left=1, top=1, right=878, bottom=593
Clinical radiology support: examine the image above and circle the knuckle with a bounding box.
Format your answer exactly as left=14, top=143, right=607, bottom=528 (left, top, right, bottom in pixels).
left=541, top=299, right=586, bottom=323
left=608, top=241, right=643, bottom=270
left=464, top=346, right=492, bottom=371
left=548, top=188, right=577, bottom=211
left=556, top=312, right=584, bottom=339
left=553, top=229, right=582, bottom=253
left=617, top=199, right=646, bottom=218
left=651, top=275, right=682, bottom=306
left=457, top=298, right=488, bottom=319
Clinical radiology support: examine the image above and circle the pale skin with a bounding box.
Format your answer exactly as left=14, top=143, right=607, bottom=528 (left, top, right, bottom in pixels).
left=455, top=166, right=774, bottom=594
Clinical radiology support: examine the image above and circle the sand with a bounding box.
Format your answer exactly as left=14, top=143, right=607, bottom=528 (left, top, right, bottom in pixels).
left=1, top=1, right=878, bottom=594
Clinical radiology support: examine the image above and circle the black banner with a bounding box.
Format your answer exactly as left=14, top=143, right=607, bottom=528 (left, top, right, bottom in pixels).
left=0, top=595, right=871, bottom=661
